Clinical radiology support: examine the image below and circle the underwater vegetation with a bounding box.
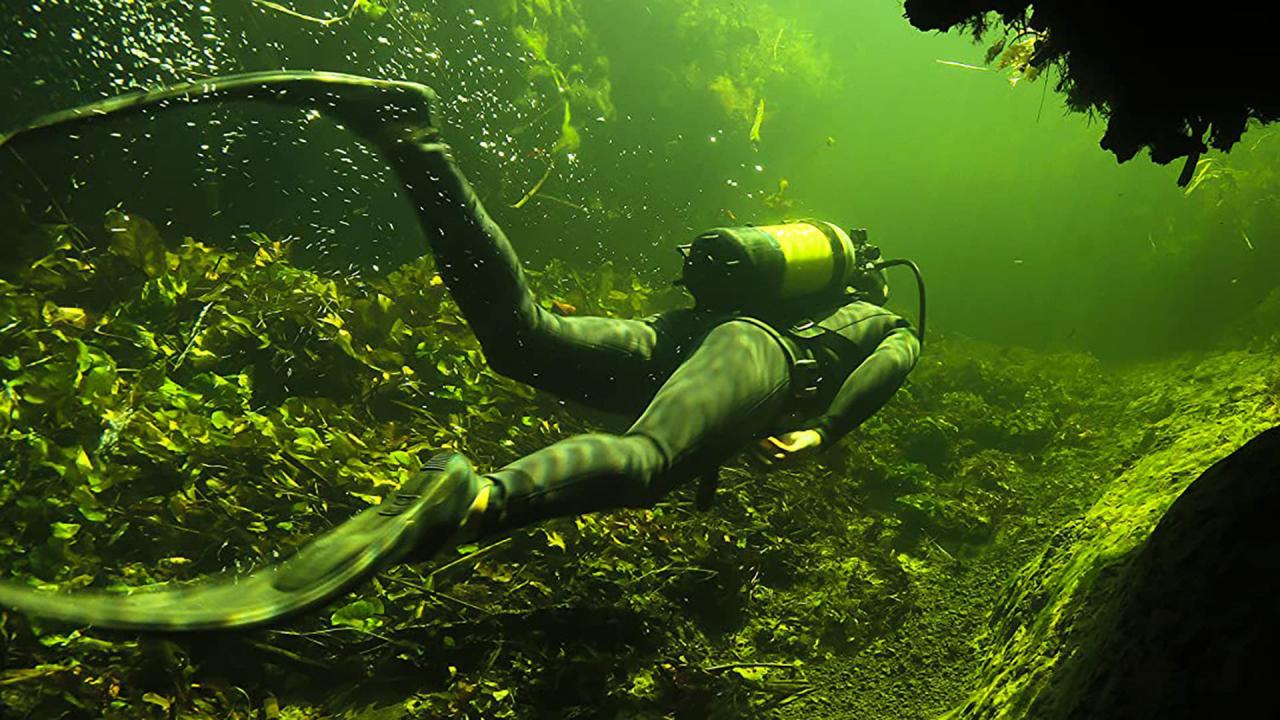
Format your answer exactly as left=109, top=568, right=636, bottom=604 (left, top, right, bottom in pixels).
left=0, top=205, right=1276, bottom=718
left=903, top=1, right=1280, bottom=184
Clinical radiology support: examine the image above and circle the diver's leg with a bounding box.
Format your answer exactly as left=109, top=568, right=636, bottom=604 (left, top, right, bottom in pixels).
left=380, top=132, right=666, bottom=413
left=461, top=319, right=796, bottom=537
left=209, top=74, right=667, bottom=412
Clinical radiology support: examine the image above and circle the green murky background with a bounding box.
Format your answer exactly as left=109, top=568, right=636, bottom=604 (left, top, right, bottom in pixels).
left=4, top=0, right=1272, bottom=360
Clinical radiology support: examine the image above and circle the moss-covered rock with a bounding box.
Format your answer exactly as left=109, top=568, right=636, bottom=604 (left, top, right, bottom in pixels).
left=942, top=351, right=1280, bottom=720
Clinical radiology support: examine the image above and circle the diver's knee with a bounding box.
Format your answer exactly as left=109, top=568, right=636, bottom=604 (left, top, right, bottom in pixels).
left=618, top=432, right=673, bottom=506
left=476, top=308, right=552, bottom=380
left=482, top=341, right=530, bottom=381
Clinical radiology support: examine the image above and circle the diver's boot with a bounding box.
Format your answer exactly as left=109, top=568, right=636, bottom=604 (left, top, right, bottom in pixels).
left=393, top=452, right=498, bottom=564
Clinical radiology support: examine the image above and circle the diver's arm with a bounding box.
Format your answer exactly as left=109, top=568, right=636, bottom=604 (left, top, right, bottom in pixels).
left=811, top=325, right=920, bottom=445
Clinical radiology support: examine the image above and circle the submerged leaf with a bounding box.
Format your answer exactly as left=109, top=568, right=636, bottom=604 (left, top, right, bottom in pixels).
left=104, top=209, right=168, bottom=278
left=749, top=97, right=766, bottom=144
left=331, top=598, right=385, bottom=631
left=50, top=522, right=81, bottom=540
left=141, top=693, right=172, bottom=712
left=41, top=303, right=89, bottom=329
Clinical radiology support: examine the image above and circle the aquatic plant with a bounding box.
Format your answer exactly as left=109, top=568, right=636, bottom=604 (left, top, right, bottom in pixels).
left=502, top=0, right=614, bottom=157
left=249, top=0, right=391, bottom=27
left=672, top=0, right=832, bottom=134
left=4, top=190, right=1264, bottom=719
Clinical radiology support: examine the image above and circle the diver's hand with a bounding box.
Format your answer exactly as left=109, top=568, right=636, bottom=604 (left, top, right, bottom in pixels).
left=755, top=429, right=823, bottom=466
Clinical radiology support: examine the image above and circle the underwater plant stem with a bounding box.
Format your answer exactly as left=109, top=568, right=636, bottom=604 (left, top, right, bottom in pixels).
left=245, top=640, right=335, bottom=671
left=171, top=301, right=214, bottom=370
left=705, top=661, right=801, bottom=673
left=935, top=59, right=988, bottom=72
left=531, top=193, right=587, bottom=213
left=924, top=532, right=956, bottom=562
left=388, top=399, right=451, bottom=437
left=427, top=537, right=513, bottom=582
left=280, top=451, right=331, bottom=492
left=250, top=0, right=363, bottom=27
left=750, top=98, right=766, bottom=145
left=6, top=147, right=91, bottom=250
left=567, top=269, right=598, bottom=315
left=767, top=686, right=816, bottom=709
left=1036, top=65, right=1051, bottom=123
left=512, top=163, right=554, bottom=209
left=380, top=574, right=487, bottom=614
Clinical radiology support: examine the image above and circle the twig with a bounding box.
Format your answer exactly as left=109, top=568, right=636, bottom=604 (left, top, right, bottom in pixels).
left=1036, top=65, right=1052, bottom=123
left=250, top=0, right=363, bottom=27
left=533, top=193, right=588, bottom=213
left=768, top=686, right=816, bottom=709
left=171, top=301, right=214, bottom=370
left=631, top=564, right=717, bottom=585
left=512, top=163, right=554, bottom=209
left=6, top=147, right=91, bottom=249
left=923, top=532, right=956, bottom=563
left=245, top=639, right=335, bottom=672
left=705, top=661, right=801, bottom=674
left=935, top=59, right=988, bottom=72
left=428, top=537, right=513, bottom=580
left=389, top=399, right=450, bottom=436
left=567, top=268, right=598, bottom=314
left=380, top=573, right=488, bottom=614
left=280, top=450, right=331, bottom=489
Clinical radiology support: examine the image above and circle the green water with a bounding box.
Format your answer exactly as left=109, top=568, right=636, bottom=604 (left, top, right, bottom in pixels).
left=4, top=0, right=1272, bottom=360
left=0, top=2, right=1276, bottom=719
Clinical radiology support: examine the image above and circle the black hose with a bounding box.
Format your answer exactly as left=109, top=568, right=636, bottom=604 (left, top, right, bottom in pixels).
left=874, top=258, right=926, bottom=344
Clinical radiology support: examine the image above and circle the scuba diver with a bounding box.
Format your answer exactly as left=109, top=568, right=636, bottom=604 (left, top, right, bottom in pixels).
left=0, top=72, right=922, bottom=631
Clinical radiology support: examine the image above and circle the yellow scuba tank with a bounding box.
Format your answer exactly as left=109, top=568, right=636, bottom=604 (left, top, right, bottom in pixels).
left=677, top=220, right=887, bottom=310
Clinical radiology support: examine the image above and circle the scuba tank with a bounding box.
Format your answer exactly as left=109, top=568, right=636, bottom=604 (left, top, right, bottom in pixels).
left=678, top=220, right=867, bottom=310
left=677, top=220, right=926, bottom=341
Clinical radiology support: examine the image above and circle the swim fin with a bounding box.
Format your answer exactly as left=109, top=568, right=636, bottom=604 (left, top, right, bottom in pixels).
left=0, top=452, right=479, bottom=632
left=0, top=70, right=439, bottom=151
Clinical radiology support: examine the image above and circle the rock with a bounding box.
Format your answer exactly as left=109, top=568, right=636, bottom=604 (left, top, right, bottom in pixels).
left=948, top=423, right=1280, bottom=720
left=1062, top=425, right=1280, bottom=719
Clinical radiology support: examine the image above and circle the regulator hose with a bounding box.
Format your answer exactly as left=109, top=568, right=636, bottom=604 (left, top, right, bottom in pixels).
left=874, top=258, right=926, bottom=344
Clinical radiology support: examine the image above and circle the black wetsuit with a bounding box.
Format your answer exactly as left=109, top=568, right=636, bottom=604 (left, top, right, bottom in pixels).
left=385, top=137, right=920, bottom=534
